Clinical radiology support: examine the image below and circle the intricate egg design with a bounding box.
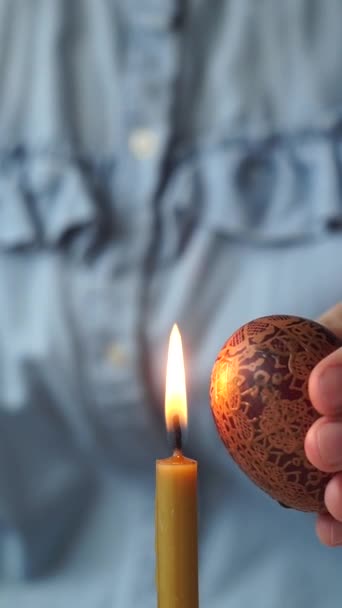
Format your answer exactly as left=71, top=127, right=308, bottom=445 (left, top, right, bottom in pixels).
left=210, top=315, right=341, bottom=512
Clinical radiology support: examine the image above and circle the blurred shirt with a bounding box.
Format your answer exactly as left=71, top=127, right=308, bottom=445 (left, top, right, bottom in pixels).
left=1, top=1, right=342, bottom=606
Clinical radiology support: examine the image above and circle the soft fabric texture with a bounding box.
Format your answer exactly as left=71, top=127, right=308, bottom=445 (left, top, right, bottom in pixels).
left=0, top=1, right=342, bottom=606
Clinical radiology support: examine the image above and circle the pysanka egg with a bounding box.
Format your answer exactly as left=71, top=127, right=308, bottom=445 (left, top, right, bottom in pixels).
left=210, top=315, right=341, bottom=512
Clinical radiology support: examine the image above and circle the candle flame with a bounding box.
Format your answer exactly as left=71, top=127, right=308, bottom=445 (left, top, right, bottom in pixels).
left=165, top=324, right=187, bottom=432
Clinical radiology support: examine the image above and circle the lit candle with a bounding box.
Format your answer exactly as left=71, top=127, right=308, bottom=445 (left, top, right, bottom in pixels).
left=155, top=324, right=199, bottom=608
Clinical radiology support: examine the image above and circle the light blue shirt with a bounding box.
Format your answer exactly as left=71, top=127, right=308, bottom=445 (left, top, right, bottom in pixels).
left=1, top=1, right=342, bottom=606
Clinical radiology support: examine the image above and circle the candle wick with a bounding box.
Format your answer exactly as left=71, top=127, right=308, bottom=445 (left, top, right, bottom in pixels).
left=173, top=414, right=182, bottom=452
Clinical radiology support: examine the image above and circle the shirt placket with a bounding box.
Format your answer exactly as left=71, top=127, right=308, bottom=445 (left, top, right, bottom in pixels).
left=76, top=2, right=182, bottom=442
left=106, top=2, right=183, bottom=604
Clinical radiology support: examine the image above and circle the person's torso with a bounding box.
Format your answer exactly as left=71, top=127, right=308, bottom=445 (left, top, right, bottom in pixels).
left=1, top=2, right=342, bottom=607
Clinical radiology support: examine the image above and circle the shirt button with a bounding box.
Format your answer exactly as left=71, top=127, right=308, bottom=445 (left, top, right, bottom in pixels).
left=106, top=343, right=128, bottom=367
left=128, top=128, right=159, bottom=160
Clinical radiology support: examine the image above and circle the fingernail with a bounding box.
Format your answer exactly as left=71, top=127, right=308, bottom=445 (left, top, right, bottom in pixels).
left=331, top=522, right=342, bottom=546
left=318, top=518, right=342, bottom=546
left=317, top=422, right=342, bottom=467
left=319, top=366, right=342, bottom=412
left=318, top=517, right=334, bottom=545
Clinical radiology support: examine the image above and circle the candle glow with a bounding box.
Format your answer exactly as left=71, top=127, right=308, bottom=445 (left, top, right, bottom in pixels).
left=165, top=324, right=187, bottom=432
left=155, top=324, right=199, bottom=608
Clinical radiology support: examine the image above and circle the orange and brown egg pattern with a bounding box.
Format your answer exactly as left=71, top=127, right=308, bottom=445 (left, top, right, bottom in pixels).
left=210, top=315, right=341, bottom=512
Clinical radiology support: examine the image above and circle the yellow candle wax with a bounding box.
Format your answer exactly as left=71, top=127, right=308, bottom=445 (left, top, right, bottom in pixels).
left=155, top=324, right=199, bottom=608
left=155, top=450, right=199, bottom=608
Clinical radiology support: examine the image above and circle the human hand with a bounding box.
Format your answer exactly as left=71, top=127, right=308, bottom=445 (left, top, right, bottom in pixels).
left=305, top=303, right=342, bottom=545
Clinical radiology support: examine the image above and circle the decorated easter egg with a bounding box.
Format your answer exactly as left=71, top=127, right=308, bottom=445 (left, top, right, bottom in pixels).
left=210, top=315, right=341, bottom=512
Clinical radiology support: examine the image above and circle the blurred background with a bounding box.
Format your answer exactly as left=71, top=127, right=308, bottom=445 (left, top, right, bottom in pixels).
left=0, top=1, right=342, bottom=606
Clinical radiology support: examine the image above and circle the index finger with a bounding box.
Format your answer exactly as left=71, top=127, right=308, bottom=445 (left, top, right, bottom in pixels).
left=317, top=303, right=342, bottom=339
left=308, top=303, right=342, bottom=416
